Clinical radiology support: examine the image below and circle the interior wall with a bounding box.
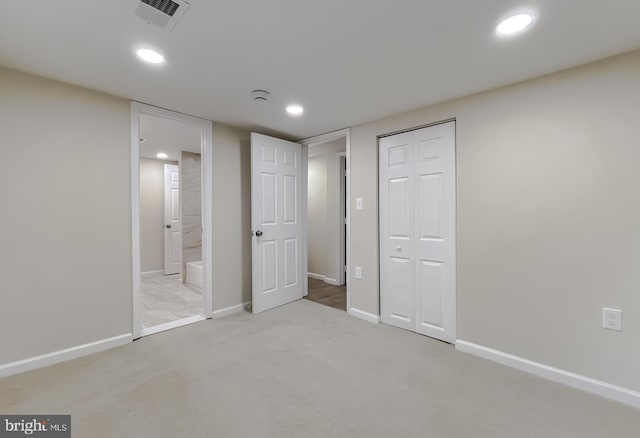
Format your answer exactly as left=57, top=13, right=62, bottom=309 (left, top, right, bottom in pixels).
left=140, top=158, right=176, bottom=273
left=211, top=123, right=252, bottom=310
left=307, top=138, right=347, bottom=282
left=307, top=156, right=328, bottom=276
left=181, top=151, right=202, bottom=280
left=349, top=50, right=640, bottom=391
left=0, top=66, right=132, bottom=364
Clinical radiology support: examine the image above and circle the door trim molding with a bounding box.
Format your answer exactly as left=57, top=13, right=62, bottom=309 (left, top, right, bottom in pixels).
left=140, top=314, right=206, bottom=337
left=300, top=128, right=351, bottom=310
left=377, top=117, right=457, bottom=139
left=456, top=340, right=640, bottom=409
left=337, top=152, right=347, bottom=286
left=130, top=102, right=214, bottom=339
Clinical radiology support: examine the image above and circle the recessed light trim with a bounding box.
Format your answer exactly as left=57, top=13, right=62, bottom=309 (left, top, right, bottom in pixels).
left=496, top=13, right=534, bottom=36
left=156, top=152, right=168, bottom=159
left=136, top=48, right=165, bottom=64
left=286, top=104, right=304, bottom=116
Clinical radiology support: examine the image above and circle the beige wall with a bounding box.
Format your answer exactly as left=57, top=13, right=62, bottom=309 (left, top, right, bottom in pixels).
left=0, top=66, right=132, bottom=364
left=349, top=50, right=640, bottom=391
left=211, top=123, right=252, bottom=310
left=308, top=156, right=328, bottom=276
left=140, top=158, right=176, bottom=273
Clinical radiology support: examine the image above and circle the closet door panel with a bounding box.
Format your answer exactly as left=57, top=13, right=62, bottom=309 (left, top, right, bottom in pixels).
left=414, top=123, right=456, bottom=342
left=380, top=133, right=415, bottom=331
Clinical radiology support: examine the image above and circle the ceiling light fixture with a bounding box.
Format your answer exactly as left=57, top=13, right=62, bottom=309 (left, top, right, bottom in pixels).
left=136, top=48, right=165, bottom=64
left=156, top=152, right=168, bottom=159
left=496, top=13, right=534, bottom=36
left=286, top=104, right=304, bottom=116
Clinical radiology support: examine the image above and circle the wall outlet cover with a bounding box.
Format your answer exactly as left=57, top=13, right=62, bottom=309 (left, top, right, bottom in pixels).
left=602, top=307, right=622, bottom=331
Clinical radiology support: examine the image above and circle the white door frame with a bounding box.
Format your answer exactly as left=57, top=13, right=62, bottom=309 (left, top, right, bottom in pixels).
left=300, top=128, right=351, bottom=311
left=337, top=152, right=347, bottom=286
left=130, top=102, right=214, bottom=339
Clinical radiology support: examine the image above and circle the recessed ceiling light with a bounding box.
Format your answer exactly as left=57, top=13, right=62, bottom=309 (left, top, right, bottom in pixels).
left=286, top=104, right=304, bottom=116
left=136, top=48, right=165, bottom=64
left=157, top=152, right=168, bottom=159
left=496, top=13, right=534, bottom=36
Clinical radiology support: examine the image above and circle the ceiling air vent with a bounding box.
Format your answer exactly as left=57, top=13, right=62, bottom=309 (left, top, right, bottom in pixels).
left=130, top=0, right=190, bottom=30
left=141, top=0, right=180, bottom=17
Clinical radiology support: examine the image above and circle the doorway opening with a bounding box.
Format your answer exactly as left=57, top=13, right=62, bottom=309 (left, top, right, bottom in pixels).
left=301, top=130, right=350, bottom=312
left=131, top=103, right=213, bottom=338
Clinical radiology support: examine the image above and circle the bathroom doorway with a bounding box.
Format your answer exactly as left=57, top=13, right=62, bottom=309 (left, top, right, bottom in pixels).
left=131, top=103, right=213, bottom=338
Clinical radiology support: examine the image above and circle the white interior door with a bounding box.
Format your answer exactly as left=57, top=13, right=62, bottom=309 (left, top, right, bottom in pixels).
left=164, top=163, right=181, bottom=275
left=251, top=133, right=304, bottom=313
left=379, top=122, right=456, bottom=343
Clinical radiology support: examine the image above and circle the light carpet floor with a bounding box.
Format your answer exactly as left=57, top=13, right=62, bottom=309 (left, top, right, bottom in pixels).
left=1, top=300, right=639, bottom=437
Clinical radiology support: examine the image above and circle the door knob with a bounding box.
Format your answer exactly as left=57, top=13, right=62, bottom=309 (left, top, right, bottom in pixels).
left=166, top=224, right=172, bottom=229
left=396, top=245, right=401, bottom=251
left=255, top=230, right=263, bottom=237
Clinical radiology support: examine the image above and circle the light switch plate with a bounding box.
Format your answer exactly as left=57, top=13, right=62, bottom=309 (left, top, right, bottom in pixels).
left=356, top=197, right=363, bottom=210
left=355, top=266, right=362, bottom=279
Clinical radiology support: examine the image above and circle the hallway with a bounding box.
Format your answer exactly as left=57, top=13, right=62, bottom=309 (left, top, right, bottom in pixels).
left=305, top=277, right=346, bottom=311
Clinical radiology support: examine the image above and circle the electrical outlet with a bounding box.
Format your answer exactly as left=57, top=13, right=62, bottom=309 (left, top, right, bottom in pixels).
left=602, top=308, right=622, bottom=331
left=355, top=266, right=362, bottom=279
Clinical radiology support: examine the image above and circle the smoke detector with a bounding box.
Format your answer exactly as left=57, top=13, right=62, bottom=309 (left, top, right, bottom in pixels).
left=251, top=90, right=271, bottom=103
left=130, top=0, right=190, bottom=30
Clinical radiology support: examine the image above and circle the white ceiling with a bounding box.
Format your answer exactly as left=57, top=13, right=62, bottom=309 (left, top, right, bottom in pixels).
left=1, top=1, right=639, bottom=139
left=139, top=113, right=201, bottom=161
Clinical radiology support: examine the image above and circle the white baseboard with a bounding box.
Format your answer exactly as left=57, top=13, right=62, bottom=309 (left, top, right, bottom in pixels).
left=308, top=272, right=342, bottom=286
left=0, top=334, right=131, bottom=378
left=140, top=314, right=206, bottom=337
left=348, top=307, right=380, bottom=324
left=455, top=340, right=640, bottom=410
left=186, top=283, right=202, bottom=293
left=141, top=270, right=164, bottom=279
left=324, top=277, right=341, bottom=286
left=211, top=301, right=251, bottom=319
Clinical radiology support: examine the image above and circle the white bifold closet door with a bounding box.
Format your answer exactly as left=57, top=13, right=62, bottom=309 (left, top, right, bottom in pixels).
left=379, top=121, right=456, bottom=343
